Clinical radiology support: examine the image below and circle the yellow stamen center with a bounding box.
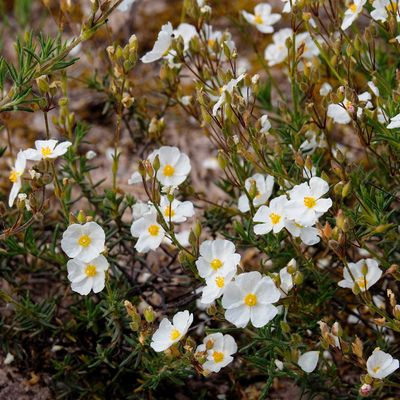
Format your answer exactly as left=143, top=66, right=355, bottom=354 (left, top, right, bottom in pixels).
left=295, top=222, right=304, bottom=228
left=244, top=293, right=257, bottom=307
left=148, top=224, right=160, bottom=236
left=9, top=170, right=20, bottom=183
left=85, top=264, right=97, bottom=277
left=386, top=1, right=398, bottom=12
left=215, top=276, right=225, bottom=288
left=254, top=14, right=263, bottom=24
left=164, top=206, right=175, bottom=218
left=170, top=328, right=181, bottom=341
left=210, top=258, right=223, bottom=270
left=356, top=277, right=368, bottom=290
left=372, top=365, right=381, bottom=373
left=78, top=234, right=91, bottom=247
left=208, top=38, right=216, bottom=48
left=213, top=351, right=224, bottom=363
left=304, top=196, right=317, bottom=208
left=163, top=164, right=175, bottom=177
left=41, top=146, right=53, bottom=157
left=349, top=3, right=357, bottom=13
left=269, top=212, right=281, bottom=225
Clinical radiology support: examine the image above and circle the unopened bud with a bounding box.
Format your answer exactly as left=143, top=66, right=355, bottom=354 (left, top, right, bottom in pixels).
left=143, top=306, right=155, bottom=323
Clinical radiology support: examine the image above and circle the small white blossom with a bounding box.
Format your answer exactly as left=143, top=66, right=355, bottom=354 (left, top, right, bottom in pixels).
left=148, top=146, right=191, bottom=187
left=281, top=0, right=297, bottom=13
left=150, top=310, right=193, bottom=352
left=8, top=150, right=26, bottom=207
left=212, top=74, right=245, bottom=116
left=85, top=150, right=97, bottom=160
left=264, top=28, right=292, bottom=66
left=371, top=0, right=400, bottom=22
left=367, top=348, right=399, bottom=379
left=159, top=195, right=195, bottom=223
left=259, top=115, right=271, bottom=134
left=242, top=3, right=281, bottom=34
left=222, top=271, right=281, bottom=328
left=196, top=239, right=240, bottom=280
left=319, top=82, right=332, bottom=97
left=67, top=255, right=109, bottom=295
left=298, top=351, right=319, bottom=373
left=253, top=195, right=288, bottom=235
left=286, top=177, right=332, bottom=226
left=285, top=220, right=320, bottom=245
left=238, top=173, right=274, bottom=213
left=338, top=258, right=382, bottom=292
left=141, top=22, right=174, bottom=63
left=23, top=139, right=71, bottom=161
left=61, top=222, right=105, bottom=262
left=130, top=209, right=165, bottom=253
left=341, top=0, right=366, bottom=30
left=196, top=333, right=237, bottom=373
left=4, top=353, right=14, bottom=365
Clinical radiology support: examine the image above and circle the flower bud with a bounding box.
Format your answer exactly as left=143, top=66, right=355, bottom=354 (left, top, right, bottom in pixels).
left=143, top=306, right=155, bottom=323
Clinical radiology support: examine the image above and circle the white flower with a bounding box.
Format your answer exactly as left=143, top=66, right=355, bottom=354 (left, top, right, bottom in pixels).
left=23, top=139, right=72, bottom=161
left=222, top=271, right=281, bottom=328
left=61, top=222, right=105, bottom=262
left=286, top=177, right=332, bottom=226
left=174, top=23, right=197, bottom=50
left=327, top=95, right=367, bottom=125
left=150, top=310, right=193, bottom=352
left=264, top=28, right=292, bottom=66
left=296, top=32, right=320, bottom=60
left=259, top=114, right=271, bottom=134
left=242, top=3, right=281, bottom=34
left=201, top=269, right=236, bottom=304
left=282, top=0, right=297, bottom=13
left=196, top=333, right=237, bottom=373
left=67, top=255, right=109, bottom=295
left=319, top=82, right=332, bottom=96
left=341, top=0, right=366, bottom=30
left=148, top=146, right=191, bottom=187
left=253, top=195, right=288, bottom=235
left=238, top=173, right=274, bottom=212
left=196, top=239, right=240, bottom=280
left=299, top=130, right=326, bottom=154
left=367, top=348, right=399, bottom=379
left=368, top=81, right=380, bottom=97
left=285, top=220, right=320, bottom=245
left=279, top=261, right=295, bottom=296
left=132, top=201, right=152, bottom=220
left=338, top=258, right=382, bottom=292
left=387, top=113, right=400, bottom=129
left=159, top=195, right=194, bottom=223
left=130, top=209, right=165, bottom=253
left=141, top=22, right=174, bottom=63
left=4, top=352, right=14, bottom=365
left=212, top=74, right=245, bottom=116
left=275, top=359, right=284, bottom=370
left=298, top=351, right=319, bottom=373
left=8, top=150, right=26, bottom=207
left=371, top=0, right=400, bottom=22
left=85, top=150, right=97, bottom=160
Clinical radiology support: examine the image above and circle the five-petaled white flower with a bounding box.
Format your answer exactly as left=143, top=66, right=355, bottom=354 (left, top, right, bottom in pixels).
left=23, top=139, right=71, bottom=161
left=159, top=195, right=195, bottom=223
left=201, top=269, right=236, bottom=304
left=150, top=310, right=193, bottom=352
left=367, top=348, right=399, bottom=379
left=130, top=209, right=165, bottom=253
left=264, top=28, right=292, bottom=66
left=238, top=173, right=274, bottom=213
left=148, top=146, right=191, bottom=187
left=242, top=3, right=281, bottom=34
left=61, top=222, right=105, bottom=262
left=222, top=271, right=281, bottom=328
left=338, top=258, right=382, bottom=292
left=298, top=351, right=319, bottom=373
left=8, top=150, right=26, bottom=207
left=285, top=177, right=332, bottom=226
left=141, top=22, right=174, bottom=63
left=371, top=0, right=400, bottom=22
left=196, top=239, right=240, bottom=280
left=196, top=333, right=237, bottom=373
left=341, top=0, right=366, bottom=30
left=67, top=255, right=109, bottom=295
left=253, top=195, right=288, bottom=235
left=285, top=220, right=320, bottom=245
